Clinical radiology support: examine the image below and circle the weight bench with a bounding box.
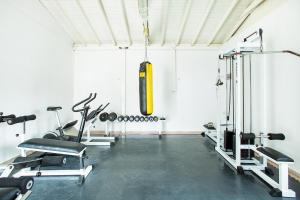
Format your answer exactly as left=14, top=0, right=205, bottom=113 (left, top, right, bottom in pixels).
left=251, top=147, right=295, bottom=197
left=10, top=138, right=92, bottom=181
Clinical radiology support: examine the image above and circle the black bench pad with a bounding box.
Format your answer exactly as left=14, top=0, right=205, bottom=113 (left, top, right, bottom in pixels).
left=257, top=147, right=294, bottom=162
left=47, top=106, right=62, bottom=111
left=0, top=188, right=20, bottom=200
left=203, top=124, right=216, bottom=130
left=18, top=138, right=86, bottom=154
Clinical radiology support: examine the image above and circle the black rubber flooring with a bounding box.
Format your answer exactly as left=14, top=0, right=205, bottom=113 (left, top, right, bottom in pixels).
left=29, top=135, right=300, bottom=200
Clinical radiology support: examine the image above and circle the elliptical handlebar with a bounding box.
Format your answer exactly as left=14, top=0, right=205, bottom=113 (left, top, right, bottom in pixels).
left=100, top=102, right=110, bottom=112
left=72, top=93, right=93, bottom=112
left=84, top=93, right=97, bottom=107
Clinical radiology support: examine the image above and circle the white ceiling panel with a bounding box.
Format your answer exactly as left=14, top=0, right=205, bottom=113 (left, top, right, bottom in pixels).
left=39, top=0, right=265, bottom=47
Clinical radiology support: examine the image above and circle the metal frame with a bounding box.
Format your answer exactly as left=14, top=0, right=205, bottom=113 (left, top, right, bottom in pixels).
left=118, top=118, right=165, bottom=139
left=15, top=190, right=32, bottom=200
left=81, top=120, right=116, bottom=146
left=216, top=33, right=296, bottom=198
left=12, top=147, right=92, bottom=179
left=204, top=128, right=217, bottom=143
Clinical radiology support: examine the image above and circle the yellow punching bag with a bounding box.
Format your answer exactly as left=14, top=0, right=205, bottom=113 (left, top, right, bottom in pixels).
left=139, top=61, right=153, bottom=116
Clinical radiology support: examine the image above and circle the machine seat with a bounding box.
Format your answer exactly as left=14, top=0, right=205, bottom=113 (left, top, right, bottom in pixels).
left=18, top=138, right=86, bottom=154
left=0, top=188, right=20, bottom=200
left=257, top=147, right=294, bottom=162
left=203, top=124, right=216, bottom=130
left=47, top=106, right=62, bottom=111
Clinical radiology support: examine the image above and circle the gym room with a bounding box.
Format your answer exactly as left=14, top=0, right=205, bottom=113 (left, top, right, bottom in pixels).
left=0, top=0, right=299, bottom=199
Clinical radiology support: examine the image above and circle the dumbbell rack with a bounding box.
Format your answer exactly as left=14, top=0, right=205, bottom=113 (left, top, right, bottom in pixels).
left=117, top=116, right=166, bottom=139
left=82, top=116, right=116, bottom=146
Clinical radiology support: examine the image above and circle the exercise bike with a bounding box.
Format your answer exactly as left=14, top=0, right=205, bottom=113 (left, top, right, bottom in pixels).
left=43, top=93, right=97, bottom=142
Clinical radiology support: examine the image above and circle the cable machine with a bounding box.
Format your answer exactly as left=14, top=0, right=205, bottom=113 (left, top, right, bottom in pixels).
left=215, top=28, right=298, bottom=198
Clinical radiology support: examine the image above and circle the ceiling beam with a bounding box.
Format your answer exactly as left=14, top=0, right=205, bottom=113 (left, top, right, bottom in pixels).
left=175, top=0, right=193, bottom=46
left=120, top=0, right=132, bottom=46
left=38, top=0, right=76, bottom=43
left=97, top=0, right=117, bottom=46
left=191, top=0, right=215, bottom=46
left=75, top=0, right=101, bottom=45
left=207, top=0, right=239, bottom=45
left=55, top=0, right=86, bottom=44
left=160, top=0, right=169, bottom=46
left=223, top=0, right=265, bottom=42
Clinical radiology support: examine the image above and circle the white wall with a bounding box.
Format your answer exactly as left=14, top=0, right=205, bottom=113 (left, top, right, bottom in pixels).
left=74, top=48, right=219, bottom=133
left=0, top=0, right=73, bottom=162
left=222, top=0, right=300, bottom=172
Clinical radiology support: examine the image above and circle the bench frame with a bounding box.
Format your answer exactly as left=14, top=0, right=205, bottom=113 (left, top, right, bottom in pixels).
left=15, top=190, right=32, bottom=200
left=3, top=147, right=92, bottom=180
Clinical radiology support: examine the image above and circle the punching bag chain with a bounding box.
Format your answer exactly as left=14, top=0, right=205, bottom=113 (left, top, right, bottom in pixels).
left=143, top=20, right=149, bottom=62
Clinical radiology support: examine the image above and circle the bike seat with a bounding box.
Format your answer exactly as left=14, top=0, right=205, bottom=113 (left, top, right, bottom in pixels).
left=47, top=106, right=62, bottom=111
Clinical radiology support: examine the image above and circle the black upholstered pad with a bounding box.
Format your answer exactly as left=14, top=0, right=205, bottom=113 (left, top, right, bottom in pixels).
left=257, top=147, right=294, bottom=162
left=0, top=188, right=20, bottom=200
left=18, top=138, right=86, bottom=154
left=47, top=106, right=62, bottom=111
left=203, top=124, right=216, bottom=130
left=62, top=120, right=77, bottom=130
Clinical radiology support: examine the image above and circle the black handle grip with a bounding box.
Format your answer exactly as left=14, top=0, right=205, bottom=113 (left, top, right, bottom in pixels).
left=72, top=93, right=92, bottom=112
left=0, top=114, right=16, bottom=123
left=84, top=93, right=97, bottom=107
left=268, top=133, right=285, bottom=140
left=101, top=103, right=110, bottom=111
left=7, top=115, right=36, bottom=125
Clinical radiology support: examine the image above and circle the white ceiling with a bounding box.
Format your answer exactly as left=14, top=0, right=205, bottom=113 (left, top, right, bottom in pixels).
left=39, top=0, right=264, bottom=47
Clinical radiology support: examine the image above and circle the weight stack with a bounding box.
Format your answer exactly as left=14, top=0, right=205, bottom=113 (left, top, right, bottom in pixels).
left=224, top=130, right=234, bottom=151
left=233, top=134, right=255, bottom=159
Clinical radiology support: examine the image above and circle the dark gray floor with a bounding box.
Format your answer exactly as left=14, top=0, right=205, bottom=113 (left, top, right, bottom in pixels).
left=29, top=135, right=299, bottom=200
